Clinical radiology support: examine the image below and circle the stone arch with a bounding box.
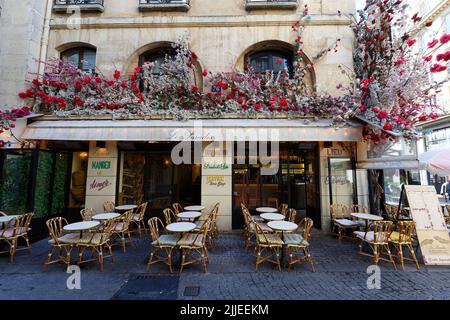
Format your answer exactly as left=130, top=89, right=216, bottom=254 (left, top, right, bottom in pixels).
left=124, top=41, right=204, bottom=89
left=236, top=40, right=316, bottom=93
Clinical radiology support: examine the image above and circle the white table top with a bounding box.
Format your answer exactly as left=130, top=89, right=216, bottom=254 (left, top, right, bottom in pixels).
left=268, top=221, right=298, bottom=232
left=0, top=215, right=20, bottom=223
left=256, top=207, right=278, bottom=213
left=177, top=211, right=202, bottom=219
left=351, top=213, right=383, bottom=221
left=92, top=213, right=120, bottom=221
left=166, top=222, right=196, bottom=233
left=63, top=221, right=100, bottom=232
left=260, top=213, right=285, bottom=221
left=184, top=205, right=205, bottom=211
left=115, top=205, right=137, bottom=211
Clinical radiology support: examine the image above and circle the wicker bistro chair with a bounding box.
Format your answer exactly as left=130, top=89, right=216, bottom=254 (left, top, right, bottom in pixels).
left=131, top=202, right=148, bottom=237
left=80, top=208, right=97, bottom=221
left=110, top=210, right=134, bottom=252
left=445, top=205, right=450, bottom=227
left=254, top=221, right=283, bottom=271
left=76, top=219, right=115, bottom=272
left=389, top=221, right=420, bottom=270
left=146, top=217, right=180, bottom=273
left=330, top=204, right=360, bottom=240
left=103, top=201, right=115, bottom=213
left=287, top=208, right=297, bottom=223
left=241, top=204, right=273, bottom=250
left=278, top=203, right=289, bottom=216
left=195, top=203, right=220, bottom=247
left=354, top=220, right=397, bottom=270
left=163, top=208, right=179, bottom=226
left=0, top=213, right=33, bottom=262
left=178, top=220, right=211, bottom=273
left=43, top=217, right=81, bottom=270
left=350, top=204, right=369, bottom=228
left=284, top=217, right=316, bottom=272
left=172, top=203, right=183, bottom=215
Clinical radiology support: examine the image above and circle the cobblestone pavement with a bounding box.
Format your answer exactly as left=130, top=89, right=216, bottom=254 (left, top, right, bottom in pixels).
left=0, top=230, right=449, bottom=300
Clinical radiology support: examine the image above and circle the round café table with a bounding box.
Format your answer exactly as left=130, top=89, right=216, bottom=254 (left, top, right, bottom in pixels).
left=256, top=207, right=278, bottom=213
left=260, top=213, right=285, bottom=221
left=166, top=222, right=196, bottom=233
left=115, top=205, right=137, bottom=212
left=92, top=213, right=120, bottom=221
left=267, top=221, right=298, bottom=266
left=177, top=211, right=202, bottom=222
left=63, top=221, right=100, bottom=238
left=351, top=213, right=383, bottom=232
left=184, top=205, right=205, bottom=211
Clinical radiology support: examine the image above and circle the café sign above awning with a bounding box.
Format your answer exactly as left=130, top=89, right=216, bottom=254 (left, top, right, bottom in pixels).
left=21, top=119, right=363, bottom=142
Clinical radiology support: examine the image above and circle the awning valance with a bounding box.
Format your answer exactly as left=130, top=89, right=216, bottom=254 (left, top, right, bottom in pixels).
left=356, top=160, right=419, bottom=170
left=21, top=119, right=363, bottom=142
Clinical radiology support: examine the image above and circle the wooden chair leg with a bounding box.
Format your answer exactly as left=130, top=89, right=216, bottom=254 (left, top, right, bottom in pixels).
left=385, top=244, right=397, bottom=271
left=408, top=243, right=420, bottom=270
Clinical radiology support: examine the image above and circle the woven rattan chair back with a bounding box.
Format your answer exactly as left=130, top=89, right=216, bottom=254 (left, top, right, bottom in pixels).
left=137, top=202, right=148, bottom=220
left=148, top=217, right=164, bottom=243
left=163, top=208, right=177, bottom=225
left=330, top=204, right=348, bottom=220
left=278, top=203, right=289, bottom=215
left=372, top=220, right=393, bottom=244
left=299, top=217, right=314, bottom=241
left=287, top=208, right=297, bottom=223
left=254, top=219, right=269, bottom=245
left=46, top=217, right=68, bottom=244
left=10, top=213, right=33, bottom=237
left=103, top=201, right=115, bottom=213
left=395, top=220, right=416, bottom=244
left=80, top=208, right=96, bottom=221
left=350, top=204, right=368, bottom=213
left=172, top=203, right=183, bottom=215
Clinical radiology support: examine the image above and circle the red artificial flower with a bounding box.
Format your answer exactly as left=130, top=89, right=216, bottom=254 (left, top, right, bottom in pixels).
left=84, top=77, right=91, bottom=85
left=137, top=93, right=143, bottom=103
left=360, top=104, right=366, bottom=112
left=279, top=98, right=288, bottom=107
left=58, top=100, right=67, bottom=109
left=418, top=114, right=428, bottom=121
left=437, top=51, right=450, bottom=62
left=120, top=81, right=128, bottom=88
left=202, top=69, right=208, bottom=77
left=377, top=110, right=388, bottom=119
left=430, top=63, right=447, bottom=73
left=254, top=103, right=261, bottom=111
left=32, top=79, right=41, bottom=86
left=237, top=97, right=244, bottom=104
left=95, top=76, right=102, bottom=84
left=59, top=82, right=67, bottom=89
left=394, top=57, right=405, bottom=66
left=241, top=104, right=248, bottom=111
left=423, top=55, right=433, bottom=62
left=36, top=91, right=45, bottom=96
left=75, top=80, right=83, bottom=90
left=440, top=33, right=450, bottom=44
left=411, top=13, right=421, bottom=23
left=219, top=82, right=228, bottom=90
left=383, top=122, right=393, bottom=131
left=18, top=92, right=27, bottom=99
left=226, top=93, right=234, bottom=100
left=430, top=113, right=440, bottom=120
left=371, top=107, right=379, bottom=113
left=134, top=67, right=141, bottom=74
left=428, top=39, right=439, bottom=48
left=25, top=88, right=34, bottom=97
left=425, top=21, right=433, bottom=27
left=406, top=39, right=416, bottom=46
left=191, top=51, right=198, bottom=60
left=192, top=86, right=199, bottom=93
left=113, top=70, right=121, bottom=79
left=275, top=59, right=284, bottom=65
left=107, top=80, right=115, bottom=87
left=401, top=34, right=410, bottom=41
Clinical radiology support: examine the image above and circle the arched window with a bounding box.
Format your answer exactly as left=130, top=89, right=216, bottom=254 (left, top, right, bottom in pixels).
left=247, top=49, right=294, bottom=78
left=61, top=47, right=96, bottom=73
left=139, top=47, right=176, bottom=75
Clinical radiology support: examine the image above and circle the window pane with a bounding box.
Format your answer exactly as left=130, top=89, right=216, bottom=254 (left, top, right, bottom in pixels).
left=329, top=158, right=355, bottom=207
left=0, top=152, right=31, bottom=214
left=82, top=49, right=96, bottom=72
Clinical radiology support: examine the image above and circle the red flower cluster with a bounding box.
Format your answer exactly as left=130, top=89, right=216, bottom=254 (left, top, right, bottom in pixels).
left=430, top=64, right=447, bottom=73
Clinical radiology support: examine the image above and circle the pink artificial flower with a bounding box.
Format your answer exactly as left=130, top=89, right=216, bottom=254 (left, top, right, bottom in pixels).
left=428, top=39, right=439, bottom=48
left=406, top=39, right=416, bottom=46
left=430, top=63, right=447, bottom=73
left=440, top=33, right=450, bottom=44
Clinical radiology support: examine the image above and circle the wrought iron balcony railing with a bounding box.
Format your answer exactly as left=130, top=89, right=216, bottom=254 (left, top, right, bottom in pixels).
left=138, top=0, right=190, bottom=12
left=245, top=0, right=298, bottom=11
left=53, top=0, right=104, bottom=12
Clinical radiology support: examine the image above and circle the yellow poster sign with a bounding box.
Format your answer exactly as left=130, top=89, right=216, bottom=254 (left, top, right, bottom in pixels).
left=404, top=185, right=450, bottom=265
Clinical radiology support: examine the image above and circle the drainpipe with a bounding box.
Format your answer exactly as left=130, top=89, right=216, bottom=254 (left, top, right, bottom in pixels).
left=37, top=0, right=53, bottom=76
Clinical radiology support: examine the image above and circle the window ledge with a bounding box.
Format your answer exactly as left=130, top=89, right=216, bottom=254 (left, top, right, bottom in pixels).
left=245, top=1, right=298, bottom=11
left=139, top=3, right=190, bottom=12
left=53, top=4, right=104, bottom=13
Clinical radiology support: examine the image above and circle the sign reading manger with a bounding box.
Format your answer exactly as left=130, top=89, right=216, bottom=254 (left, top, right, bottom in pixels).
left=404, top=185, right=450, bottom=265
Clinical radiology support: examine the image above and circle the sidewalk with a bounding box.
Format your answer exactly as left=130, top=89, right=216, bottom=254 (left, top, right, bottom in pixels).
left=0, top=231, right=449, bottom=300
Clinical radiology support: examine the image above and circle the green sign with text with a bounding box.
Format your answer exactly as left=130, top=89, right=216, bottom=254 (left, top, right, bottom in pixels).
left=92, top=161, right=111, bottom=170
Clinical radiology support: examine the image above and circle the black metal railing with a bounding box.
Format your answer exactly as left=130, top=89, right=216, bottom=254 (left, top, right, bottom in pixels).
left=54, top=0, right=104, bottom=6
left=139, top=0, right=190, bottom=4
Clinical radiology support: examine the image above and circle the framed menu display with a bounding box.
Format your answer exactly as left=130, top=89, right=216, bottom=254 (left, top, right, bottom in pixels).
left=404, top=185, right=450, bottom=265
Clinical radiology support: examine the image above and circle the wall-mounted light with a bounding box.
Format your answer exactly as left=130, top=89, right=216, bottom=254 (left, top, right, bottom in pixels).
left=95, top=141, right=108, bottom=156
left=80, top=152, right=88, bottom=159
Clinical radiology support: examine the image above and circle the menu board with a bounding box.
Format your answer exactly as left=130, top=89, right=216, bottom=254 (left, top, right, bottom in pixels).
left=404, top=185, right=450, bottom=265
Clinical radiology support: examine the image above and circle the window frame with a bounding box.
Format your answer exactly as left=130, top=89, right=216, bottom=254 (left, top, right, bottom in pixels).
left=61, top=47, right=97, bottom=73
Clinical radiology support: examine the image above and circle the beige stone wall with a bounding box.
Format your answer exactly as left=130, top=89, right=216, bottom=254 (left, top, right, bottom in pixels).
left=0, top=0, right=49, bottom=109
left=47, top=0, right=355, bottom=96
